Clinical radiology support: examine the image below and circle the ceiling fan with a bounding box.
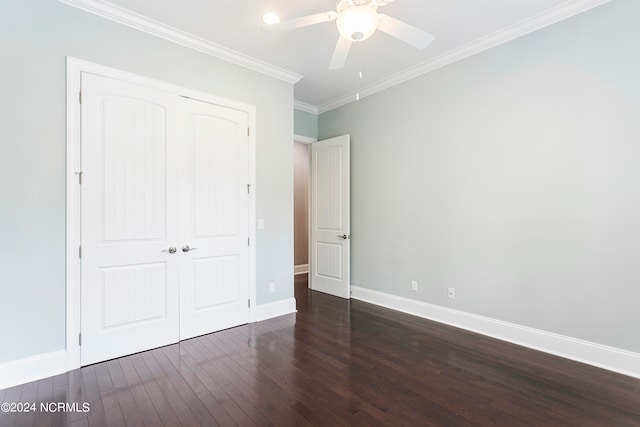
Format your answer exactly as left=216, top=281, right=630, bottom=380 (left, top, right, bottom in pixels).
left=265, top=0, right=434, bottom=70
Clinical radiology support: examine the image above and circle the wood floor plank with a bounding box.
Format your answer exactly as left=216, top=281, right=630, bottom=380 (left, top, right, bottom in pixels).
left=224, top=320, right=392, bottom=426
left=2, top=274, right=639, bottom=426
left=93, top=363, right=125, bottom=427
left=14, top=377, right=38, bottom=427
left=253, top=318, right=399, bottom=421
left=72, top=366, right=107, bottom=427
left=206, top=328, right=315, bottom=426
left=128, top=352, right=182, bottom=427
left=105, top=358, right=144, bottom=427
left=68, top=418, right=89, bottom=427
left=152, top=346, right=223, bottom=426
left=33, top=376, right=54, bottom=427
left=141, top=346, right=215, bottom=427
left=78, top=366, right=100, bottom=405
left=117, top=356, right=165, bottom=427
left=66, top=370, right=89, bottom=425
left=165, top=342, right=245, bottom=426
left=0, top=385, right=23, bottom=427
left=160, top=344, right=235, bottom=426
left=180, top=338, right=258, bottom=426
left=192, top=335, right=274, bottom=426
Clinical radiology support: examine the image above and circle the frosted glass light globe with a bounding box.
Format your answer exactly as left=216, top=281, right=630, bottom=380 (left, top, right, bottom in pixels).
left=336, top=6, right=379, bottom=41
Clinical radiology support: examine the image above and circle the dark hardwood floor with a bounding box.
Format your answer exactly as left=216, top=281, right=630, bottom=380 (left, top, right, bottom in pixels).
left=2, top=275, right=639, bottom=426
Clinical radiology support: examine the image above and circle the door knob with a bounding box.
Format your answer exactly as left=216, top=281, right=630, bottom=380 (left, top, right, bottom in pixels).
left=338, top=234, right=348, bottom=240
left=162, top=247, right=177, bottom=254
left=182, top=245, right=198, bottom=253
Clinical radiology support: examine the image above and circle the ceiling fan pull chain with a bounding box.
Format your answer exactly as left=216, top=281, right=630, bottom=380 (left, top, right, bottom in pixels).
left=356, top=41, right=363, bottom=101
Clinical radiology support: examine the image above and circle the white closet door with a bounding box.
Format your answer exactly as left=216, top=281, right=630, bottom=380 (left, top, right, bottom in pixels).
left=178, top=97, right=250, bottom=340
left=310, top=134, right=351, bottom=299
left=80, top=73, right=181, bottom=365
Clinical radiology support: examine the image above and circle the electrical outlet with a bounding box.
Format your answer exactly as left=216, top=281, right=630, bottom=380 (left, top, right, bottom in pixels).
left=411, top=280, right=418, bottom=292
left=447, top=287, right=455, bottom=299
left=268, top=282, right=276, bottom=293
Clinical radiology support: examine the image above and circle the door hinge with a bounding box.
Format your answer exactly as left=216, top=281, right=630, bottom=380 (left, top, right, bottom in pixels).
left=78, top=333, right=82, bottom=346
left=76, top=171, right=83, bottom=185
left=247, top=127, right=250, bottom=136
left=79, top=246, right=82, bottom=259
left=79, top=90, right=82, bottom=104
left=248, top=299, right=251, bottom=308
left=247, top=184, right=250, bottom=194
left=247, top=237, right=250, bottom=246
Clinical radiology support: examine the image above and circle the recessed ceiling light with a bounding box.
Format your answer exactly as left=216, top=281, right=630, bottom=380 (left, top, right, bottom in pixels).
left=262, top=12, right=280, bottom=25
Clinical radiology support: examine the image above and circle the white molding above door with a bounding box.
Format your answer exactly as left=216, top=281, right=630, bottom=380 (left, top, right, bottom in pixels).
left=65, top=57, right=257, bottom=370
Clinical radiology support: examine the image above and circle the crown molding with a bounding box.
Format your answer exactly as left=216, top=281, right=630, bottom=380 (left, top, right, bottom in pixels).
left=317, top=0, right=613, bottom=114
left=57, top=0, right=303, bottom=84
left=293, top=100, right=319, bottom=115
left=57, top=0, right=612, bottom=112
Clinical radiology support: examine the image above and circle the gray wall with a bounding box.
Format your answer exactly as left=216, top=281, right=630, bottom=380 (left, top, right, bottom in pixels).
left=294, top=109, right=318, bottom=139
left=319, top=0, right=640, bottom=353
left=0, top=0, right=294, bottom=364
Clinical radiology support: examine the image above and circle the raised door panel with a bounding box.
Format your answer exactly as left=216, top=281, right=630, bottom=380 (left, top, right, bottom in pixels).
left=101, top=97, right=167, bottom=242
left=315, top=145, right=344, bottom=232
left=315, top=242, right=343, bottom=281
left=193, top=115, right=240, bottom=237
left=101, top=263, right=168, bottom=328
left=193, top=256, right=240, bottom=309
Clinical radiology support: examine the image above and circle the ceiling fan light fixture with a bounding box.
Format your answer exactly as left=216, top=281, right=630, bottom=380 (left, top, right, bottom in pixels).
left=336, top=6, right=379, bottom=41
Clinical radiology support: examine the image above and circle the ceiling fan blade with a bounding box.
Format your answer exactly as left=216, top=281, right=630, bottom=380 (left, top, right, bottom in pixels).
left=329, top=37, right=352, bottom=70
left=377, top=14, right=434, bottom=49
left=269, top=11, right=337, bottom=32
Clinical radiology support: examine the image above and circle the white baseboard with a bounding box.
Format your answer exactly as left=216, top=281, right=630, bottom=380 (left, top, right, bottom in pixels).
left=351, top=286, right=640, bottom=379
left=0, top=350, right=67, bottom=390
left=294, top=264, right=309, bottom=275
left=253, top=297, right=297, bottom=322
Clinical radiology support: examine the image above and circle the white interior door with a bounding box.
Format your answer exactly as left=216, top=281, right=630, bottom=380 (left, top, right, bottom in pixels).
left=310, top=134, right=351, bottom=299
left=80, top=73, right=181, bottom=365
left=80, top=72, right=252, bottom=365
left=178, top=97, right=250, bottom=340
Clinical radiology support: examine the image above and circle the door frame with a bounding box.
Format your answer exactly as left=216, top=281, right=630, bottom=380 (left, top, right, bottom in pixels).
left=293, top=134, right=316, bottom=280
left=293, top=134, right=351, bottom=296
left=65, top=57, right=257, bottom=370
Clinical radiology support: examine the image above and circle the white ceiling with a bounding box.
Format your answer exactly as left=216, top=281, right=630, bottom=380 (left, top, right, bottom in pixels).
left=76, top=0, right=609, bottom=112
